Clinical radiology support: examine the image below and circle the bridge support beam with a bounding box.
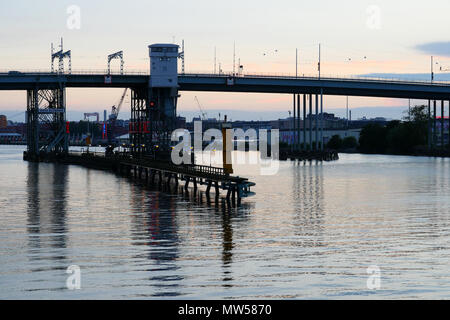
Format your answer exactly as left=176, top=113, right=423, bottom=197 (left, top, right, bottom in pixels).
left=130, top=88, right=149, bottom=157
left=291, top=94, right=297, bottom=151
left=315, top=94, right=319, bottom=151
left=428, top=100, right=432, bottom=149
left=25, top=87, right=68, bottom=161
left=433, top=100, right=437, bottom=149
left=309, top=94, right=313, bottom=150
left=303, top=94, right=307, bottom=152
left=297, top=94, right=301, bottom=152
left=441, top=100, right=445, bottom=150
left=320, top=89, right=324, bottom=151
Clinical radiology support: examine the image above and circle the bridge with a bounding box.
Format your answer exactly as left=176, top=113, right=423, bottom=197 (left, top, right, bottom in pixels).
left=2, top=71, right=450, bottom=100
left=1, top=42, right=449, bottom=159
left=1, top=69, right=449, bottom=158
left=2, top=42, right=449, bottom=206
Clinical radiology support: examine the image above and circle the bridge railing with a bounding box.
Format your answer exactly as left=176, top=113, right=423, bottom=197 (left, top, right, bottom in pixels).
left=2, top=69, right=450, bottom=86
left=181, top=72, right=450, bottom=86
left=0, top=69, right=149, bottom=76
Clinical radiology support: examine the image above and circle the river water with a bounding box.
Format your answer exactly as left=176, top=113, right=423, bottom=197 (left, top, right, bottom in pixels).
left=0, top=145, right=449, bottom=299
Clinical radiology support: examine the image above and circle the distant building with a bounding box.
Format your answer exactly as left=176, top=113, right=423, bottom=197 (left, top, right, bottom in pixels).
left=0, top=115, right=7, bottom=128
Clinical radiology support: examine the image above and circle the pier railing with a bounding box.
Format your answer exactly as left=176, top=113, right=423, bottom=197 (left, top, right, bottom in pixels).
left=121, top=155, right=245, bottom=182
left=70, top=151, right=247, bottom=183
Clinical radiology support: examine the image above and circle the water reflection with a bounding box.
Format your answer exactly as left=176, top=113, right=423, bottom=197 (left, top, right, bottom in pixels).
left=1, top=146, right=448, bottom=299
left=221, top=205, right=234, bottom=287
left=292, top=162, right=325, bottom=248
left=26, top=162, right=69, bottom=270
left=128, top=183, right=183, bottom=297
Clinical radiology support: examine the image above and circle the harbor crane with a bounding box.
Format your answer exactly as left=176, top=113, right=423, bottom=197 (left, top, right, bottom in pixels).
left=194, top=96, right=207, bottom=121
left=106, top=88, right=128, bottom=151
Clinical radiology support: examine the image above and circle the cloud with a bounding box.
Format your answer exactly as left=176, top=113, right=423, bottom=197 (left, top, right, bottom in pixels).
left=415, top=42, right=450, bottom=57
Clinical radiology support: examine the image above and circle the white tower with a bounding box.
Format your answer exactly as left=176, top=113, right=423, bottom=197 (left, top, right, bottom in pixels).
left=149, top=44, right=179, bottom=87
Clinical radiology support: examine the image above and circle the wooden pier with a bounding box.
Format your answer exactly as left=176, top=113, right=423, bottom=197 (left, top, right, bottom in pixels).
left=25, top=151, right=255, bottom=207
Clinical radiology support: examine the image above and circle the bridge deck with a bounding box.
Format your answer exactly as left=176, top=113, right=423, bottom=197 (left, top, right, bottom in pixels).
left=1, top=72, right=450, bottom=100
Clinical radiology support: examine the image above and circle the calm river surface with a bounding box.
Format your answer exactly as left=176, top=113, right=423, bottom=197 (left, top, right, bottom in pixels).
left=0, top=145, right=449, bottom=299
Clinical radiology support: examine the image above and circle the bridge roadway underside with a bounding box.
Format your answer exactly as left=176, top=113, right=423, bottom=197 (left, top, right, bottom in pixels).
left=2, top=73, right=450, bottom=100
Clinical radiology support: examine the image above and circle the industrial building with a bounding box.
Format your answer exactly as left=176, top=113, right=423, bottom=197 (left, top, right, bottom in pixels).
left=0, top=115, right=7, bottom=128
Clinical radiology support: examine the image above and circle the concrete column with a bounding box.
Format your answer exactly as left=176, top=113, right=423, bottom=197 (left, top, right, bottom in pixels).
left=320, top=89, right=324, bottom=151
left=297, top=94, right=301, bottom=151
left=303, top=94, right=307, bottom=151
left=292, top=95, right=296, bottom=151
left=433, top=100, right=437, bottom=148
left=315, top=94, right=319, bottom=151
left=309, top=94, right=313, bottom=150
left=441, top=100, right=445, bottom=150
left=428, top=100, right=431, bottom=149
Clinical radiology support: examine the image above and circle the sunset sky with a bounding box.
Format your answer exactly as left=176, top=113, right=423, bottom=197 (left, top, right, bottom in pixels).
left=1, top=0, right=450, bottom=121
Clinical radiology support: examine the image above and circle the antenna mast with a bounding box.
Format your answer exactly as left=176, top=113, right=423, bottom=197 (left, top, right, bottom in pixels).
left=51, top=37, right=72, bottom=74
left=178, top=40, right=185, bottom=74
left=233, top=42, right=236, bottom=76
left=182, top=40, right=185, bottom=74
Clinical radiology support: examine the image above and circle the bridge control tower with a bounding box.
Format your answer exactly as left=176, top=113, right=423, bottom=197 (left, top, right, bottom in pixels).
left=130, top=44, right=181, bottom=156
left=149, top=44, right=179, bottom=88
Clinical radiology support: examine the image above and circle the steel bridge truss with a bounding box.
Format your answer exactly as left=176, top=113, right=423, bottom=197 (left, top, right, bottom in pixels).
left=130, top=88, right=150, bottom=156
left=26, top=87, right=68, bottom=160
left=107, top=51, right=124, bottom=75
left=129, top=87, right=178, bottom=158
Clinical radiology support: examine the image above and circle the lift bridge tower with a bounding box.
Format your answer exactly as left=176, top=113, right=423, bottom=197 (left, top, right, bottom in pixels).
left=130, top=43, right=182, bottom=157
left=24, top=39, right=71, bottom=162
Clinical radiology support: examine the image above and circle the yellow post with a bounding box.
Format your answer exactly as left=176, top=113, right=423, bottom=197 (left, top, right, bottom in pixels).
left=222, top=116, right=233, bottom=175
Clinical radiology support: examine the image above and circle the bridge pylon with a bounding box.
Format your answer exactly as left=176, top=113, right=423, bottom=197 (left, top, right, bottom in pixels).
left=24, top=87, right=69, bottom=161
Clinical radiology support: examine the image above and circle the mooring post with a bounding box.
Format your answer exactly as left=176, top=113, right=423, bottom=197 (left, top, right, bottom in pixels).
left=215, top=181, right=220, bottom=199
left=231, top=185, right=236, bottom=207
left=206, top=180, right=212, bottom=198
left=193, top=177, right=198, bottom=193
left=226, top=184, right=232, bottom=204
left=237, top=186, right=242, bottom=206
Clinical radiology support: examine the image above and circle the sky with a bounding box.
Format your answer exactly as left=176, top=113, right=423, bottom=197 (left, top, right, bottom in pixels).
left=1, top=0, right=450, bottom=121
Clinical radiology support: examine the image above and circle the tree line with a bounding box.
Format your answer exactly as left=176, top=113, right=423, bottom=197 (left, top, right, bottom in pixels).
left=327, top=105, right=432, bottom=155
